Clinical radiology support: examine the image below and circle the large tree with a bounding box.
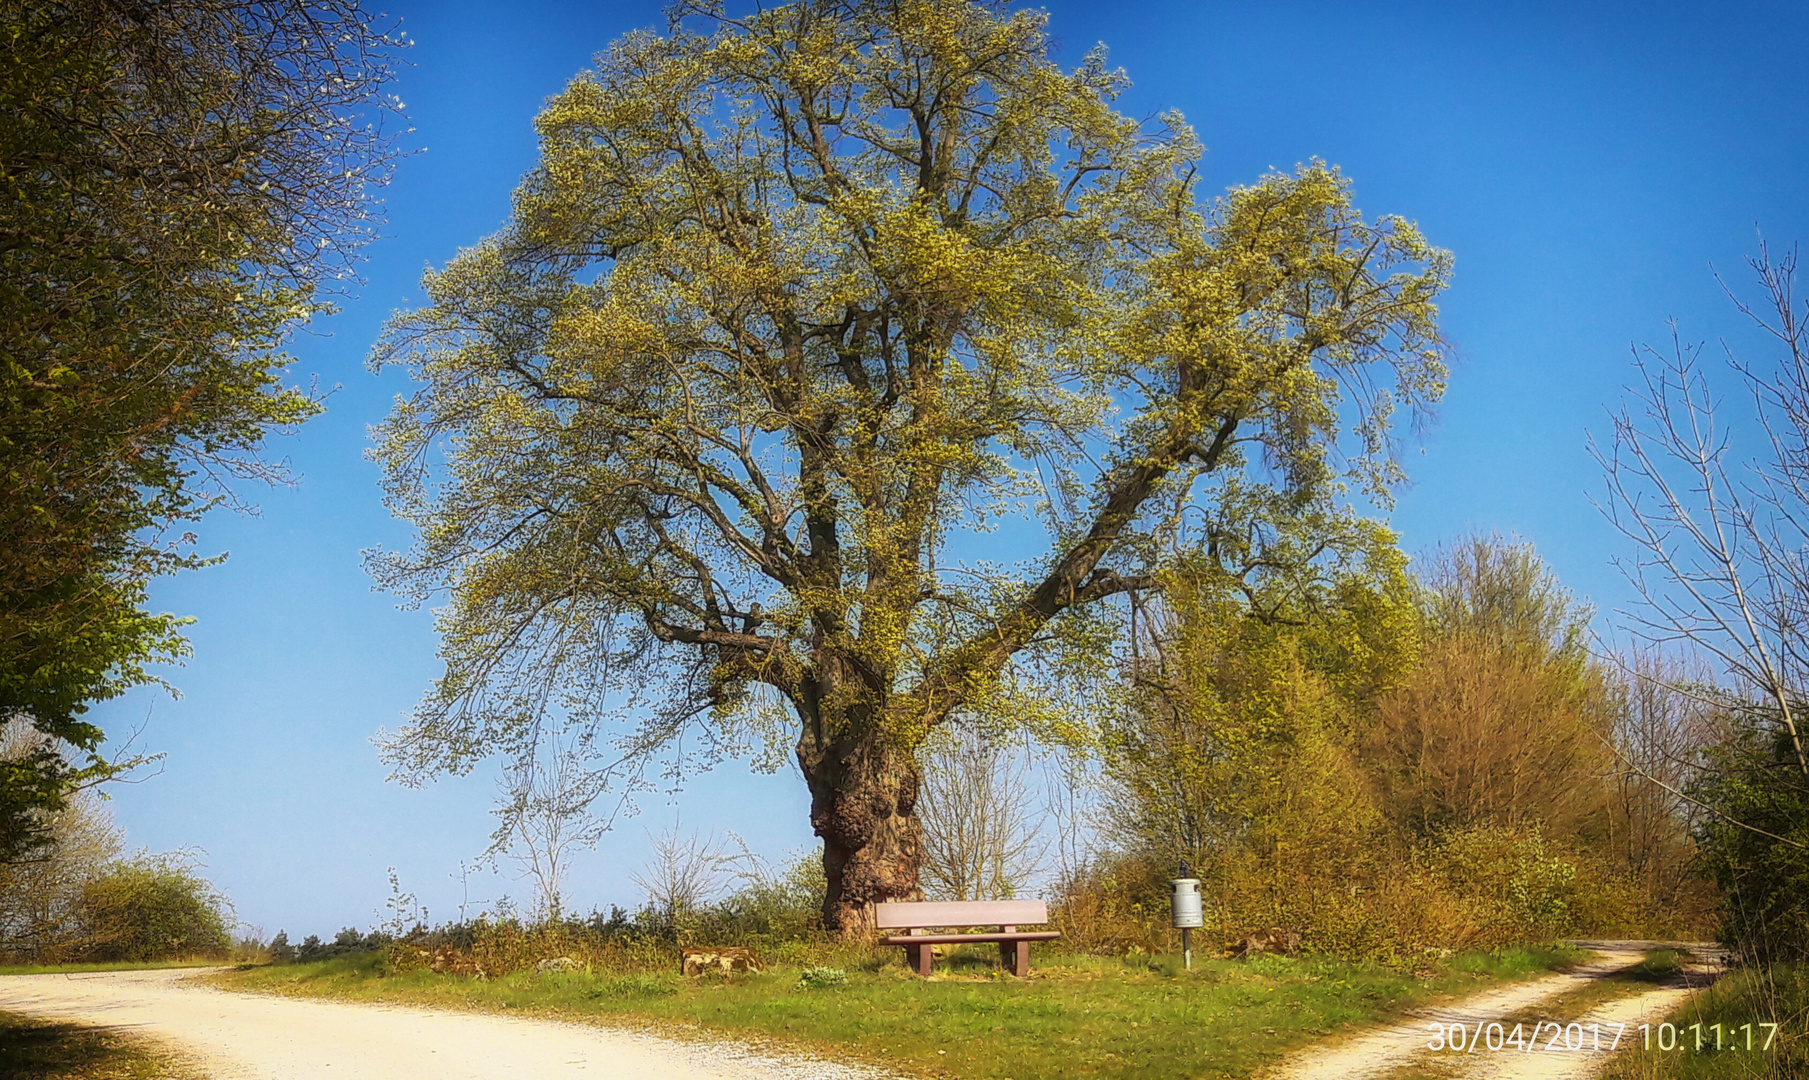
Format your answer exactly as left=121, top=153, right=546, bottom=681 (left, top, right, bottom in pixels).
left=0, top=0, right=405, bottom=857
left=371, top=0, right=1450, bottom=930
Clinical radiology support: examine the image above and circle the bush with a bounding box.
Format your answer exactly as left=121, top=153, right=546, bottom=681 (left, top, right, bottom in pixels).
left=387, top=910, right=702, bottom=979
left=76, top=854, right=230, bottom=961
left=268, top=930, right=296, bottom=963
left=294, top=928, right=389, bottom=962
left=1056, top=823, right=1668, bottom=966
left=378, top=851, right=836, bottom=980
left=1693, top=722, right=1809, bottom=962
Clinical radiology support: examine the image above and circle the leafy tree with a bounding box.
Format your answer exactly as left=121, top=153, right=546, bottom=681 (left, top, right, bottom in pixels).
left=0, top=0, right=406, bottom=855
left=371, top=0, right=1449, bottom=929
left=1102, top=531, right=1419, bottom=869
left=1368, top=537, right=1618, bottom=842
left=0, top=739, right=104, bottom=865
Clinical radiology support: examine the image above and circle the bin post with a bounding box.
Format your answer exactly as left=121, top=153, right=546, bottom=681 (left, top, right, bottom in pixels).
left=1170, top=868, right=1203, bottom=970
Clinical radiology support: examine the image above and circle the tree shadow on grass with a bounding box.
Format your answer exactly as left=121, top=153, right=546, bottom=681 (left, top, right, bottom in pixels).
left=0, top=1011, right=186, bottom=1080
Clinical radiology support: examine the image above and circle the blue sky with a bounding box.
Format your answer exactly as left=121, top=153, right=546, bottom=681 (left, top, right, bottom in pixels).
left=86, top=0, right=1809, bottom=938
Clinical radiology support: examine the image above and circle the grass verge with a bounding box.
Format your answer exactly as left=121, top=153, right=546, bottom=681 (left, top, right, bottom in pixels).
left=0, top=1009, right=200, bottom=1080
left=0, top=960, right=223, bottom=978
left=215, top=943, right=1586, bottom=1079
left=1599, top=961, right=1809, bottom=1080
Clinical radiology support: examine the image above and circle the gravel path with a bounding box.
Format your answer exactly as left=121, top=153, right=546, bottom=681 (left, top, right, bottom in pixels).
left=0, top=968, right=896, bottom=1080
left=1266, top=942, right=1724, bottom=1080
left=1463, top=974, right=1716, bottom=1080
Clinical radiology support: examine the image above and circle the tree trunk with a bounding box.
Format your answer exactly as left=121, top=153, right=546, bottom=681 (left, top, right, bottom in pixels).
left=797, top=731, right=924, bottom=935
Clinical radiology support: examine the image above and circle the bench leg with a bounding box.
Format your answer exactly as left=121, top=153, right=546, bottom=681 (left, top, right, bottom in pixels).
left=908, top=942, right=932, bottom=977
left=1015, top=939, right=1030, bottom=976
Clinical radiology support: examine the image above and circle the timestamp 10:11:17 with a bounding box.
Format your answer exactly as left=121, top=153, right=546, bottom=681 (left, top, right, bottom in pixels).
left=1641, top=1022, right=1779, bottom=1051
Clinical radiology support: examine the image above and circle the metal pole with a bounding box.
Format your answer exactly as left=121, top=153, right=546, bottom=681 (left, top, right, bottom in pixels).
left=1179, top=858, right=1192, bottom=969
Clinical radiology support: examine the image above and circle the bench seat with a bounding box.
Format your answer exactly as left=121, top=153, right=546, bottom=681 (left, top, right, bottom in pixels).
left=879, top=931, right=1062, bottom=946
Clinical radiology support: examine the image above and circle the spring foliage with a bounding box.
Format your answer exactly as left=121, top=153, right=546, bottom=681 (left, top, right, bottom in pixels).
left=369, top=0, right=1449, bottom=918
left=1097, top=536, right=1684, bottom=958
left=0, top=0, right=405, bottom=850
left=74, top=854, right=231, bottom=962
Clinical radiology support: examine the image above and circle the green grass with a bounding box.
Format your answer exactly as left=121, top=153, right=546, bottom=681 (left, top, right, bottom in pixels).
left=0, top=1009, right=199, bottom=1080
left=216, top=943, right=1587, bottom=1079
left=1600, top=961, right=1809, bottom=1080
left=0, top=959, right=224, bottom=977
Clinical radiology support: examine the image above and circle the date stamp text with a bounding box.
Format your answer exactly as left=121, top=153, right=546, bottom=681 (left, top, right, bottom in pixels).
left=1427, top=1021, right=1779, bottom=1054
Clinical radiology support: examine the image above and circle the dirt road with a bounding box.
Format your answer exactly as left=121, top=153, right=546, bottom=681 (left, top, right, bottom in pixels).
left=1268, top=941, right=1724, bottom=1080
left=1461, top=977, right=1716, bottom=1080
left=0, top=968, right=890, bottom=1080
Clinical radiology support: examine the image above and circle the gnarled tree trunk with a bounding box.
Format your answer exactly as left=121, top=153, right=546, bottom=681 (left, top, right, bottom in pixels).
left=797, top=729, right=924, bottom=935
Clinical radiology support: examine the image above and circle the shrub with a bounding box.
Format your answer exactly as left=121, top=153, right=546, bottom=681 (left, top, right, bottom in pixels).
left=1692, top=722, right=1809, bottom=962
left=268, top=930, right=296, bottom=963
left=385, top=913, right=674, bottom=978
left=294, top=927, right=389, bottom=962
left=379, top=852, right=839, bottom=980
left=1057, top=823, right=1667, bottom=966
left=76, top=854, right=230, bottom=961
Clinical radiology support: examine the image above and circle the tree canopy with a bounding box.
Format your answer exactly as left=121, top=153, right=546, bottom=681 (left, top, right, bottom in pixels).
left=372, top=0, right=1450, bottom=929
left=0, top=0, right=405, bottom=857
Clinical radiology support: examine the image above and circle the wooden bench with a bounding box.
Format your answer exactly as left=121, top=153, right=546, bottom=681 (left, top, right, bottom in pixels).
left=876, top=900, right=1061, bottom=977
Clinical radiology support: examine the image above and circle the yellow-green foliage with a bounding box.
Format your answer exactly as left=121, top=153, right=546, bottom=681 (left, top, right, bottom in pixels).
left=1060, top=827, right=1669, bottom=964
left=1100, top=536, right=1693, bottom=961
left=364, top=0, right=1452, bottom=917
left=73, top=856, right=231, bottom=963
left=1369, top=537, right=1621, bottom=843
left=1101, top=532, right=1415, bottom=884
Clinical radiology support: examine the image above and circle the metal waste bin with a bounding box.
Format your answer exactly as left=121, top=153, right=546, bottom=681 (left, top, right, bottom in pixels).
left=1170, top=877, right=1203, bottom=928
left=1170, top=875, right=1202, bottom=968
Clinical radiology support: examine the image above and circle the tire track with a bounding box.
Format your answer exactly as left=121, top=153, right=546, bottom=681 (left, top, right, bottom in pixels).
left=1267, top=942, right=1722, bottom=1080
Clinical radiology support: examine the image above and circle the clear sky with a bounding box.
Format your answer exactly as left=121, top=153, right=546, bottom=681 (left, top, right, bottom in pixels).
left=85, top=0, right=1809, bottom=939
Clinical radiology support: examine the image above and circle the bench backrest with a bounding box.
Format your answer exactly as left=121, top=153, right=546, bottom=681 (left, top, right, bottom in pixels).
left=873, top=899, right=1048, bottom=929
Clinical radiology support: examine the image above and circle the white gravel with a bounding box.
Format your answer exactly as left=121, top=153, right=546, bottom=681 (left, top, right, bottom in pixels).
left=0, top=968, right=901, bottom=1080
